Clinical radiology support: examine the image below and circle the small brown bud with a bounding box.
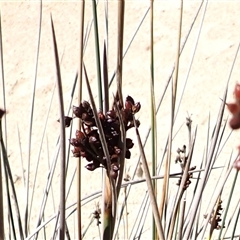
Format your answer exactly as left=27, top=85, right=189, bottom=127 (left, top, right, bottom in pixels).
left=89, top=136, right=97, bottom=144
left=0, top=109, right=5, bottom=119
left=73, top=106, right=82, bottom=118
left=126, top=138, right=134, bottom=149
left=114, top=146, right=121, bottom=155
left=72, top=147, right=80, bottom=158
left=110, top=170, right=118, bottom=179
left=233, top=159, right=240, bottom=170
left=75, top=130, right=85, bottom=140
left=69, top=138, right=81, bottom=147
left=85, top=163, right=99, bottom=171
left=98, top=111, right=105, bottom=121
left=125, top=150, right=131, bottom=159
left=229, top=114, right=240, bottom=130
left=106, top=110, right=116, bottom=119
left=126, top=96, right=135, bottom=105
left=82, top=101, right=91, bottom=111
left=57, top=116, right=73, bottom=127
left=132, top=102, right=141, bottom=113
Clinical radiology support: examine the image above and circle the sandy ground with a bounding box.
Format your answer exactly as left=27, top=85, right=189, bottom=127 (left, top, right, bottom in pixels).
left=1, top=1, right=240, bottom=239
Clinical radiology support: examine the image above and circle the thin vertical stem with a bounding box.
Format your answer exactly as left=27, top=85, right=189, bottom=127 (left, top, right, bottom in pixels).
left=51, top=16, right=66, bottom=240
left=150, top=0, right=157, bottom=239
left=92, top=0, right=103, bottom=109
left=0, top=113, right=5, bottom=240
left=159, top=0, right=183, bottom=224
left=77, top=1, right=85, bottom=239
left=116, top=0, right=125, bottom=107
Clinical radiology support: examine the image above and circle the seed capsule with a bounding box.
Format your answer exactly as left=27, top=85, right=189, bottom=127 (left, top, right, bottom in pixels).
left=233, top=159, right=240, bottom=170
left=73, top=106, right=82, bottom=118
left=132, top=102, right=141, bottom=114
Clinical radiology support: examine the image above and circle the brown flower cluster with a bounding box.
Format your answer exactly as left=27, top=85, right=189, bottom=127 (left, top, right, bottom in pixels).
left=227, top=83, right=240, bottom=170
left=205, top=199, right=224, bottom=230
left=175, top=145, right=196, bottom=189
left=65, top=96, right=140, bottom=179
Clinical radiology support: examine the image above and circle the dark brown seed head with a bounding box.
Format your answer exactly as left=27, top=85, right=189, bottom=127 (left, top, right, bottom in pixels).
left=126, top=138, right=134, bottom=149
left=85, top=162, right=99, bottom=171
left=125, top=100, right=133, bottom=111
left=82, top=101, right=91, bottom=112
left=125, top=150, right=131, bottom=159
left=73, top=106, right=82, bottom=118
left=126, top=96, right=135, bottom=105
left=233, top=158, right=240, bottom=170
left=75, top=130, right=85, bottom=140
left=111, top=154, right=119, bottom=163
left=72, top=147, right=80, bottom=158
left=132, top=102, right=141, bottom=114
left=135, top=119, right=141, bottom=128
left=0, top=109, right=5, bottom=119
left=89, top=136, right=97, bottom=144
left=229, top=114, right=240, bottom=130
left=114, top=146, right=121, bottom=155
left=69, top=138, right=81, bottom=147
left=57, top=116, right=73, bottom=127
left=98, top=111, right=105, bottom=121
left=106, top=110, right=116, bottom=119
left=110, top=170, right=118, bottom=179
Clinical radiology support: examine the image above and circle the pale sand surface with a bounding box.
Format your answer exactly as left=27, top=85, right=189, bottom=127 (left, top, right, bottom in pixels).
left=1, top=1, right=240, bottom=239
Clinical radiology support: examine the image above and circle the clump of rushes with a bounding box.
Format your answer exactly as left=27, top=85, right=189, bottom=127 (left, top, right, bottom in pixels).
left=227, top=83, right=240, bottom=170
left=64, top=96, right=140, bottom=179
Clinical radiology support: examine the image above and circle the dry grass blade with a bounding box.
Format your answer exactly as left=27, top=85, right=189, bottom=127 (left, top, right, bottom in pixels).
left=0, top=13, right=7, bottom=147
left=50, top=15, right=66, bottom=239
left=133, top=115, right=165, bottom=240
left=25, top=1, right=42, bottom=235
left=159, top=0, right=183, bottom=223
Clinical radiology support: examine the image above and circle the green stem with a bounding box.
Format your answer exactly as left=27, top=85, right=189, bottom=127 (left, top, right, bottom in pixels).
left=92, top=0, right=103, bottom=110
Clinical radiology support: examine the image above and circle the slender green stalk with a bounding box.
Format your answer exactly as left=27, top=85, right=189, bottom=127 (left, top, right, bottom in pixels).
left=91, top=0, right=103, bottom=109
left=177, top=199, right=186, bottom=240
left=149, top=0, right=157, bottom=239
left=0, top=111, right=5, bottom=240
left=115, top=0, right=124, bottom=107
left=77, top=1, right=85, bottom=239
left=231, top=199, right=240, bottom=240
left=51, top=16, right=66, bottom=240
